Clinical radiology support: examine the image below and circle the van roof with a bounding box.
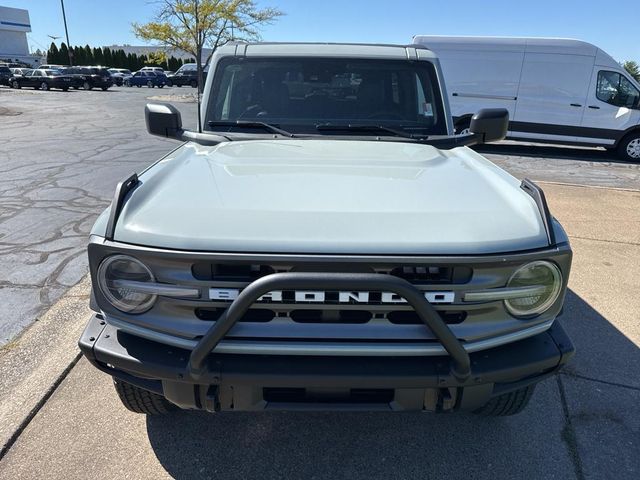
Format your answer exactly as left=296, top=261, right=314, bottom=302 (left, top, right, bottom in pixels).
left=217, top=42, right=437, bottom=60
left=412, top=36, right=619, bottom=68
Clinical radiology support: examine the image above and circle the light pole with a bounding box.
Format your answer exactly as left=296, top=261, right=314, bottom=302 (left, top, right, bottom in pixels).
left=60, top=0, right=73, bottom=65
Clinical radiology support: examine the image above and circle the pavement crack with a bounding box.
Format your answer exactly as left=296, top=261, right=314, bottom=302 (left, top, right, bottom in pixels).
left=567, top=235, right=640, bottom=247
left=557, top=376, right=585, bottom=480
left=560, top=371, right=640, bottom=392
left=0, top=352, right=82, bottom=462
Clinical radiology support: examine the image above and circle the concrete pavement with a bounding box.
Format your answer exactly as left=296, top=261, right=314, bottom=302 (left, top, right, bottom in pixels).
left=0, top=182, right=638, bottom=479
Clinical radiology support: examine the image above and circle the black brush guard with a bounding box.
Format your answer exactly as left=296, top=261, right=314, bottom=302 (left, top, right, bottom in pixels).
left=187, top=272, right=472, bottom=381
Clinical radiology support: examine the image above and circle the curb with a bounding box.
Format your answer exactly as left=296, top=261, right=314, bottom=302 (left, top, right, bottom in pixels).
left=0, top=275, right=92, bottom=457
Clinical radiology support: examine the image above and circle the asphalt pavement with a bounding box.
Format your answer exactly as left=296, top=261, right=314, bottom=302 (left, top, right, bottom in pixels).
left=0, top=85, right=639, bottom=479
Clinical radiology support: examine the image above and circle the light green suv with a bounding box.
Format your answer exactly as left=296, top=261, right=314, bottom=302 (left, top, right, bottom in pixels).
left=79, top=42, right=574, bottom=416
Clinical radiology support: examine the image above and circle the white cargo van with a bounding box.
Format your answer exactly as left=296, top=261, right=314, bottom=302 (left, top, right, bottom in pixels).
left=412, top=36, right=640, bottom=160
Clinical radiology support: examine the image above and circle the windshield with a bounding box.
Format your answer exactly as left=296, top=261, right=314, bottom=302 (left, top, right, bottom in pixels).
left=205, top=57, right=447, bottom=136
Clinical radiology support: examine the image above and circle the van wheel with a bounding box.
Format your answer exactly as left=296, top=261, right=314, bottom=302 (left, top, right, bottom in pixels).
left=617, top=132, right=640, bottom=161
left=113, top=378, right=175, bottom=415
left=455, top=119, right=471, bottom=135
left=473, top=385, right=535, bottom=416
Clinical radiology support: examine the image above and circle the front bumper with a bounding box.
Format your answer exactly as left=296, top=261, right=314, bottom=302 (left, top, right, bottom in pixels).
left=79, top=313, right=574, bottom=412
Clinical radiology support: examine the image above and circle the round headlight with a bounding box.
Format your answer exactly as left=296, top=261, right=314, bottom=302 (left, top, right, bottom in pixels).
left=97, top=255, right=156, bottom=314
left=504, top=261, right=562, bottom=318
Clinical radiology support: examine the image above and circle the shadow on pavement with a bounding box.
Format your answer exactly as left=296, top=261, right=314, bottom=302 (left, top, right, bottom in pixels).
left=145, top=290, right=639, bottom=480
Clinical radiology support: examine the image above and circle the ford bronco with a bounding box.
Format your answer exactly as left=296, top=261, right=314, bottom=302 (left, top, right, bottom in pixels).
left=79, top=42, right=574, bottom=416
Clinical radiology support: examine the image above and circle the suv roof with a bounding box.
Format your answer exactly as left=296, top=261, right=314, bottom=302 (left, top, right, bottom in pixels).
left=217, top=42, right=437, bottom=60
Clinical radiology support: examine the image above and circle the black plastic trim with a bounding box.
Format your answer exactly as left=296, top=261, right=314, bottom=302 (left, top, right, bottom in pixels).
left=521, top=179, right=556, bottom=246
left=187, top=272, right=472, bottom=382
left=105, top=173, right=139, bottom=241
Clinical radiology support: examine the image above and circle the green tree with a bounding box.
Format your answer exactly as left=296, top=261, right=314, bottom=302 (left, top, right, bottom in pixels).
left=47, top=42, right=59, bottom=64
left=623, top=61, right=640, bottom=82
left=59, top=42, right=70, bottom=66
left=103, top=47, right=113, bottom=67
left=83, top=45, right=93, bottom=65
left=93, top=47, right=105, bottom=66
left=147, top=50, right=168, bottom=68
left=132, top=0, right=282, bottom=93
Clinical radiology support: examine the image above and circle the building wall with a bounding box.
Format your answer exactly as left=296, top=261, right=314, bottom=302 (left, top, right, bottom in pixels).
left=0, top=5, right=38, bottom=65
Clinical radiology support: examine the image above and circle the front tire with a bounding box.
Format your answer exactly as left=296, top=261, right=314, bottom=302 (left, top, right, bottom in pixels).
left=12, top=80, right=20, bottom=89
left=101, top=86, right=109, bottom=91
left=147, top=80, right=154, bottom=88
left=113, top=378, right=175, bottom=415
left=40, top=82, right=49, bottom=91
left=617, top=132, right=640, bottom=162
left=83, top=81, right=92, bottom=90
left=473, top=385, right=535, bottom=416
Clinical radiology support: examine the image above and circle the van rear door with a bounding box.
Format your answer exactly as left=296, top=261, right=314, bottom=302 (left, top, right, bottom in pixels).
left=580, top=67, right=640, bottom=146
left=512, top=53, right=593, bottom=142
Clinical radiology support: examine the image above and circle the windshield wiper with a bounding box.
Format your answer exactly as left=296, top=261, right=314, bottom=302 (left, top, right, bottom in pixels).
left=207, top=121, right=294, bottom=137
left=315, top=123, right=426, bottom=140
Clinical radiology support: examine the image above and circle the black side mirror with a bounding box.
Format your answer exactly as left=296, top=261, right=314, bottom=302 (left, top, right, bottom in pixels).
left=145, top=103, right=184, bottom=140
left=469, top=108, right=509, bottom=144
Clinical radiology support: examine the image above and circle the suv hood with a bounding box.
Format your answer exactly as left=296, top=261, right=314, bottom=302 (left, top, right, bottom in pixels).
left=98, top=140, right=549, bottom=254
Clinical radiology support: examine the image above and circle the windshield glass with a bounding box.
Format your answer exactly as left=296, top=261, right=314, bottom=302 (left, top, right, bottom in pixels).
left=205, top=57, right=447, bottom=136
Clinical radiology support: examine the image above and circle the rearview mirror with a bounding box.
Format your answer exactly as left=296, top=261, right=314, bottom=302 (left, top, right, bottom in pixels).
left=469, top=108, right=509, bottom=144
left=145, top=103, right=184, bottom=140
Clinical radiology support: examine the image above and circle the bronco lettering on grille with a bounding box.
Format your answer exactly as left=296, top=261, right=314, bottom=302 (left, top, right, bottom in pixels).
left=209, top=289, right=455, bottom=304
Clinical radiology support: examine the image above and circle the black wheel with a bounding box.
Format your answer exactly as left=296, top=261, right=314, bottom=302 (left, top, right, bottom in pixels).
left=158, top=84, right=164, bottom=89
left=83, top=81, right=92, bottom=90
left=455, top=118, right=472, bottom=135
left=12, top=80, right=20, bottom=89
left=113, top=378, right=175, bottom=415
left=101, top=86, right=109, bottom=91
left=136, top=84, right=141, bottom=88
left=147, top=80, right=154, bottom=88
left=473, top=385, right=535, bottom=416
left=62, top=87, right=69, bottom=91
left=190, top=79, right=197, bottom=88
left=616, top=131, right=640, bottom=162
left=40, top=82, right=49, bottom=91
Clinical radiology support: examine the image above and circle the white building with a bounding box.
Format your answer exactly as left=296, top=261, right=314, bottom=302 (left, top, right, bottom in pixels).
left=0, top=5, right=39, bottom=66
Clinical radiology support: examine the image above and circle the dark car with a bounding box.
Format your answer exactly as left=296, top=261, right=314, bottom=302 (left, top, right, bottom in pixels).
left=0, top=65, right=11, bottom=86
left=63, top=66, right=113, bottom=90
left=9, top=69, right=75, bottom=91
left=126, top=70, right=167, bottom=88
left=166, top=69, right=201, bottom=88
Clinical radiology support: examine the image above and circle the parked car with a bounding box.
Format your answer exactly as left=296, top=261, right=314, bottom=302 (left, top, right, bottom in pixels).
left=63, top=66, right=113, bottom=90
left=9, top=69, right=75, bottom=91
left=0, top=65, right=11, bottom=85
left=166, top=69, right=199, bottom=88
left=413, top=36, right=640, bottom=161
left=126, top=70, right=167, bottom=88
left=9, top=67, right=32, bottom=78
left=108, top=68, right=132, bottom=86
left=39, top=64, right=66, bottom=71
left=140, top=66, right=165, bottom=74
left=80, top=42, right=575, bottom=417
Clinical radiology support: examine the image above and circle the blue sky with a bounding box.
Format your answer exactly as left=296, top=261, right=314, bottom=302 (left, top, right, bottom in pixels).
left=7, top=0, right=640, bottom=62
